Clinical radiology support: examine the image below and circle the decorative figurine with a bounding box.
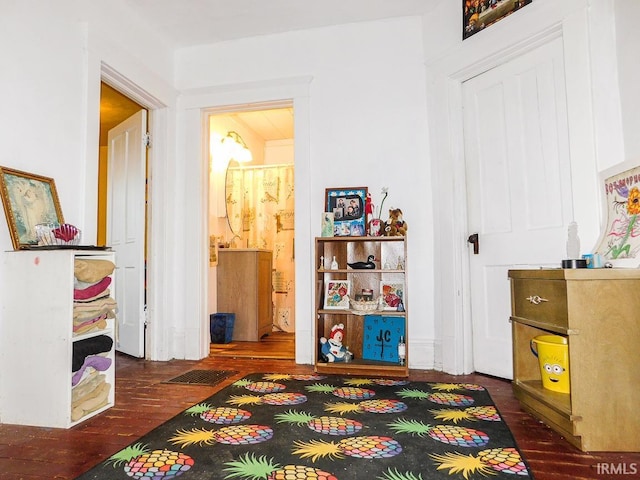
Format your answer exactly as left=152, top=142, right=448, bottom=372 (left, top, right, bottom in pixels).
left=384, top=208, right=408, bottom=236
left=319, top=324, right=352, bottom=362
left=397, top=336, right=406, bottom=365
left=347, top=255, right=376, bottom=269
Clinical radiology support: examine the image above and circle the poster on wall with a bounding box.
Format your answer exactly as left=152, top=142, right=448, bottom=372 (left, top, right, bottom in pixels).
left=594, top=161, right=640, bottom=265
left=463, top=0, right=533, bottom=40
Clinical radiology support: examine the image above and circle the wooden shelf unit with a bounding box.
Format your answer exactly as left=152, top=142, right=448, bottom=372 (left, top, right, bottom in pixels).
left=0, top=249, right=116, bottom=428
left=509, top=268, right=640, bottom=452
left=315, top=236, right=408, bottom=377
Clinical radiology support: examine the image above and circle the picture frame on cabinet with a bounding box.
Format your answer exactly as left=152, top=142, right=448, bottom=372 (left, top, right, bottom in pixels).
left=463, top=0, right=533, bottom=40
left=594, top=159, right=640, bottom=267
left=323, top=280, right=351, bottom=309
left=380, top=281, right=404, bottom=311
left=325, top=186, right=368, bottom=237
left=0, top=166, right=64, bottom=250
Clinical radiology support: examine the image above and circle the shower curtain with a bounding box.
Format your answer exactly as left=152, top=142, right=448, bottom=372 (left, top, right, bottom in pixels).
left=235, top=164, right=295, bottom=332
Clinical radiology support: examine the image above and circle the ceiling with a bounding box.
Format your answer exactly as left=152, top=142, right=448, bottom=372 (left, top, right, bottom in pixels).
left=123, top=0, right=437, bottom=47
left=102, top=1, right=436, bottom=142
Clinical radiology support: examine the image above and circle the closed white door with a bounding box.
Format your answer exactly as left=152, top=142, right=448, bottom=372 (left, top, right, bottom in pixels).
left=463, top=37, right=574, bottom=378
left=107, top=109, right=147, bottom=358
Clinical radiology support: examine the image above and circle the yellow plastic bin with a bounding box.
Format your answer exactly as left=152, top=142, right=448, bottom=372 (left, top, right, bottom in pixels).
left=530, top=335, right=570, bottom=394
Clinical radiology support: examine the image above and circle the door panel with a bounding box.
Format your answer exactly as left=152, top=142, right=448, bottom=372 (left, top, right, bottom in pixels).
left=464, top=37, right=573, bottom=378
left=107, top=109, right=147, bottom=358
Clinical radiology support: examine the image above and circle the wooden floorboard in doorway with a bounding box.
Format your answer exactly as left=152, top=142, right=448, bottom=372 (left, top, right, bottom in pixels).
left=209, top=331, right=294, bottom=359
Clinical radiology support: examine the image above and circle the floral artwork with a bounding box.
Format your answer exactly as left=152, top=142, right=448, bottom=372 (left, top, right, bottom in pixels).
left=595, top=164, right=640, bottom=261
left=323, top=280, right=350, bottom=309
left=380, top=282, right=404, bottom=311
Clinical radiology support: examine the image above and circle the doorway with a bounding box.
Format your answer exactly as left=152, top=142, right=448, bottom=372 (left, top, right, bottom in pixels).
left=98, top=81, right=148, bottom=358
left=208, top=102, right=296, bottom=357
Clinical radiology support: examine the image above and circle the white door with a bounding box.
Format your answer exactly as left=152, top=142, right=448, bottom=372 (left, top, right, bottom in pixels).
left=463, top=37, right=574, bottom=378
left=107, top=109, right=147, bottom=358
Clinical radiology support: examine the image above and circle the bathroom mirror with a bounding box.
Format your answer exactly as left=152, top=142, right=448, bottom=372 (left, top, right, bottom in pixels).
left=225, top=160, right=244, bottom=237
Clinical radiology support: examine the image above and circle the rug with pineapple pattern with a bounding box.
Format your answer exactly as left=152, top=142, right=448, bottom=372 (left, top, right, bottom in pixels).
left=75, top=373, right=533, bottom=479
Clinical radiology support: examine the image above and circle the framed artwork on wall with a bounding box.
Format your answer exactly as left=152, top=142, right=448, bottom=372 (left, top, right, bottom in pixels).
left=325, top=187, right=367, bottom=236
left=463, top=0, right=533, bottom=40
left=0, top=166, right=64, bottom=250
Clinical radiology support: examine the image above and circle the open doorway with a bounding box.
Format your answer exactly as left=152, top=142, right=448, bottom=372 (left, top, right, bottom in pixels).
left=98, top=81, right=148, bottom=359
left=207, top=102, right=295, bottom=359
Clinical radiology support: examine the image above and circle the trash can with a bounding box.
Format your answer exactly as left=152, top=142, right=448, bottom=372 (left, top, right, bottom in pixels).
left=530, top=335, right=570, bottom=394
left=210, top=313, right=235, bottom=344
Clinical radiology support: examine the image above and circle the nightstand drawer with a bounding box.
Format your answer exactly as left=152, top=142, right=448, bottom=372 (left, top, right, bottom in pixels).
left=511, top=278, right=568, bottom=329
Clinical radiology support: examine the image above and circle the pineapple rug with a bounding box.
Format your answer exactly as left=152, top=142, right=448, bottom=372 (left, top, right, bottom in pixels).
left=75, top=373, right=533, bottom=480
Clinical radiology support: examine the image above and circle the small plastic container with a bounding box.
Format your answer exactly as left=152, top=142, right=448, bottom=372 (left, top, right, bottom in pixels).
left=210, top=313, right=235, bottom=344
left=530, top=335, right=570, bottom=394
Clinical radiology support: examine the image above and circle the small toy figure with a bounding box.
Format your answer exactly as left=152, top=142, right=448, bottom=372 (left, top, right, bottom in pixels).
left=384, top=208, right=408, bottom=236
left=320, top=323, right=351, bottom=362
left=347, top=255, right=376, bottom=269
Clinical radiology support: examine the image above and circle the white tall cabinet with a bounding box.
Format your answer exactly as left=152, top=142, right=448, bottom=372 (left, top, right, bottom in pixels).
left=0, top=249, right=116, bottom=428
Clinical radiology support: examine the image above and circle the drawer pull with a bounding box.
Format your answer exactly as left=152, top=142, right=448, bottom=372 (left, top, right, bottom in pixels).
left=526, top=295, right=548, bottom=305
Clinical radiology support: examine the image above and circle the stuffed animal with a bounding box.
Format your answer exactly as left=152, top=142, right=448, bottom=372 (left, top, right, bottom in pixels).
left=319, top=323, right=351, bottom=362
left=384, top=208, right=408, bottom=236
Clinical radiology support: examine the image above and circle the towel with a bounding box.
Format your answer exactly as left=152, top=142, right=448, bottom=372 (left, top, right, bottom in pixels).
left=74, top=259, right=115, bottom=283
left=74, top=276, right=111, bottom=300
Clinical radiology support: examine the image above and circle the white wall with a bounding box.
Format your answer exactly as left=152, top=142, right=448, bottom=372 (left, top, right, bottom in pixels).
left=422, top=0, right=629, bottom=373
left=176, top=17, right=435, bottom=368
left=3, top=1, right=637, bottom=371
left=614, top=0, right=640, bottom=161
left=0, top=1, right=180, bottom=361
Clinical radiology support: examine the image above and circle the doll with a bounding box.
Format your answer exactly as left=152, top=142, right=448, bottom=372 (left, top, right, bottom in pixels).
left=319, top=323, right=351, bottom=362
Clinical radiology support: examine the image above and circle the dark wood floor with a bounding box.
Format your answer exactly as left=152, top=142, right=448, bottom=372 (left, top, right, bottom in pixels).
left=0, top=334, right=638, bottom=480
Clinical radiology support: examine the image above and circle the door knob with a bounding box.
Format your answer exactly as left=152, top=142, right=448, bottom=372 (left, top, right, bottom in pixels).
left=468, top=233, right=479, bottom=254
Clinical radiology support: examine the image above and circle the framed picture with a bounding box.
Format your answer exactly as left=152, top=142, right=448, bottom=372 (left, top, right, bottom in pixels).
left=325, top=187, right=367, bottom=237
left=362, top=315, right=406, bottom=363
left=323, top=280, right=351, bottom=310
left=594, top=160, right=640, bottom=266
left=380, top=281, right=404, bottom=311
left=463, top=0, right=533, bottom=40
left=0, top=166, right=64, bottom=250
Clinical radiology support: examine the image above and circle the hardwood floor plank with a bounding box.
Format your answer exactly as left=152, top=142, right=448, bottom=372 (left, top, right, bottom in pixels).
left=0, top=335, right=638, bottom=480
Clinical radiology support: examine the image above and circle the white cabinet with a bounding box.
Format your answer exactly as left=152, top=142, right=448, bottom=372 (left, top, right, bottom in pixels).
left=0, top=249, right=116, bottom=428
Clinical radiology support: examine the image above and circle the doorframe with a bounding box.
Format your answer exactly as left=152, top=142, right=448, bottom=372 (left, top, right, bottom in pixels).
left=428, top=19, right=599, bottom=374
left=100, top=63, right=169, bottom=360
left=179, top=76, right=314, bottom=363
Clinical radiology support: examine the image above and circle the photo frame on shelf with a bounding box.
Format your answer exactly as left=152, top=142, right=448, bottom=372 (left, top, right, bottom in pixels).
left=380, top=281, right=404, bottom=311
left=0, top=166, right=64, bottom=250
left=325, top=186, right=368, bottom=237
left=463, top=0, right=533, bottom=40
left=323, top=279, right=351, bottom=309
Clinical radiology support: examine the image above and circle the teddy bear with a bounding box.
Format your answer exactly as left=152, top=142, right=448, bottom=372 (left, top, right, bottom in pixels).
left=384, top=208, right=408, bottom=236
left=319, top=323, right=352, bottom=362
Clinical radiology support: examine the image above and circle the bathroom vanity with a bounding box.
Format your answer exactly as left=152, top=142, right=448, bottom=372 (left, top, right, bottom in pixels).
left=216, top=249, right=273, bottom=341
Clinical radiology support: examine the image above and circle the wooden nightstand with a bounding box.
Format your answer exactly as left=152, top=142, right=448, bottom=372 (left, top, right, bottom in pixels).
left=509, top=268, right=640, bottom=452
